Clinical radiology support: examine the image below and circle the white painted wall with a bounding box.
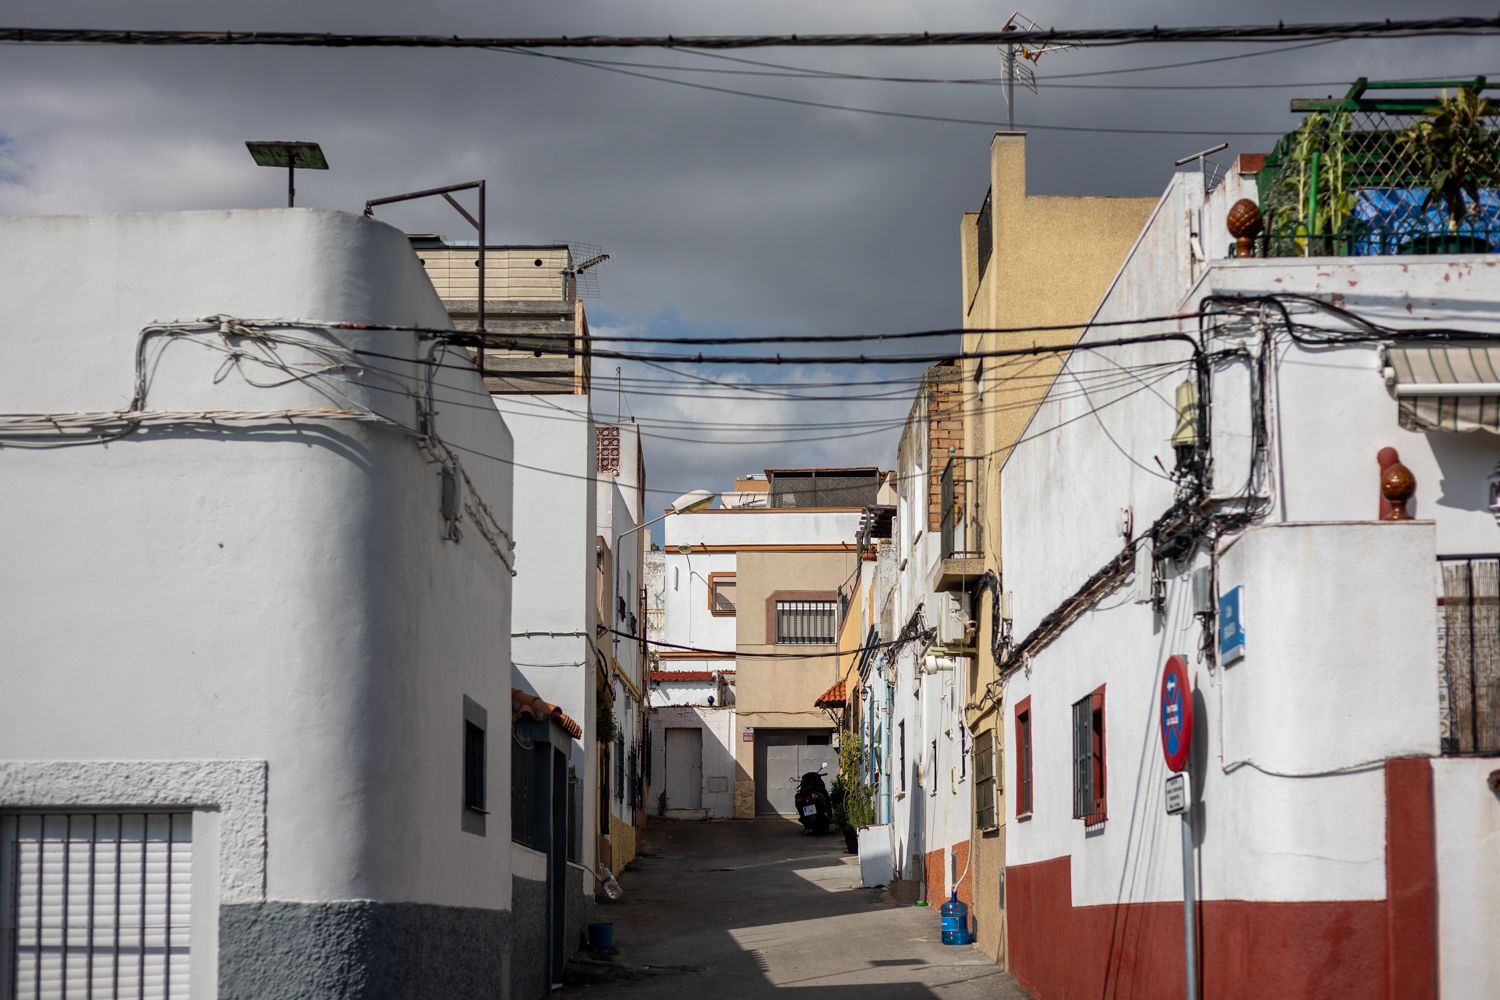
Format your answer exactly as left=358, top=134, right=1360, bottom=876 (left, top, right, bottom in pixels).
left=666, top=509, right=864, bottom=548
left=887, top=397, right=971, bottom=887
left=661, top=551, right=738, bottom=651
left=492, top=391, right=597, bottom=881
left=648, top=706, right=737, bottom=819
left=0, top=210, right=515, bottom=916
left=1433, top=758, right=1500, bottom=1000
left=998, top=167, right=1494, bottom=923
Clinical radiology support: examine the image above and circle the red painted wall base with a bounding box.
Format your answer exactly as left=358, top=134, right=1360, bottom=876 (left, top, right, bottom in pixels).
left=1007, top=856, right=1386, bottom=1000
left=1006, top=758, right=1439, bottom=999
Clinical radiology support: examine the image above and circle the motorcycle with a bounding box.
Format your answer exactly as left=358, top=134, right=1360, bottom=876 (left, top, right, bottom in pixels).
left=790, top=763, right=832, bottom=834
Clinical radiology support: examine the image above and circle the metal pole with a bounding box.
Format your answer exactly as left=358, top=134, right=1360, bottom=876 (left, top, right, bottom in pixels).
left=1006, top=46, right=1016, bottom=130
left=288, top=163, right=295, bottom=207
left=477, top=180, right=487, bottom=376
left=1181, top=811, right=1198, bottom=1000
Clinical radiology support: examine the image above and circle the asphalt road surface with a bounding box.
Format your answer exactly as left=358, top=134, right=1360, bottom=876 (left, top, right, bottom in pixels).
left=562, top=817, right=1030, bottom=999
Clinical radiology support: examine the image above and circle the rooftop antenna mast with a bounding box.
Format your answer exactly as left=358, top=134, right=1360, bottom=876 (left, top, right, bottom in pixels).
left=998, top=12, right=1082, bottom=130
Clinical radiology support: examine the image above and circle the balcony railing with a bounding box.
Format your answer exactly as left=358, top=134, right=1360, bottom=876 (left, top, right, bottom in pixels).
left=1251, top=78, right=1500, bottom=258
left=1437, top=554, right=1500, bottom=755
left=939, top=460, right=981, bottom=560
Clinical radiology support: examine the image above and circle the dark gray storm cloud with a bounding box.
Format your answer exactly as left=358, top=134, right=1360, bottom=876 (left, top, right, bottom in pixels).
left=2, top=0, right=1494, bottom=499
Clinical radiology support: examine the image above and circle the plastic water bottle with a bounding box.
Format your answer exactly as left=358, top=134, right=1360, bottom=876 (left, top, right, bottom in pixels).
left=600, top=869, right=624, bottom=900
left=940, top=891, right=971, bottom=945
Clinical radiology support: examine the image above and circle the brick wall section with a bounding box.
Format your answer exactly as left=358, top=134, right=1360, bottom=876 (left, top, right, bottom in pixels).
left=926, top=365, right=965, bottom=533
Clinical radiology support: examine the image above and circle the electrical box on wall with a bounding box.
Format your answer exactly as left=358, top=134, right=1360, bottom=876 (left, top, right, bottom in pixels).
left=937, top=591, right=973, bottom=647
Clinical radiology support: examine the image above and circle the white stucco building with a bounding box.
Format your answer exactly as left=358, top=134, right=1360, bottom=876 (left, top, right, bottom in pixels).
left=0, top=209, right=517, bottom=999
left=995, top=160, right=1500, bottom=999
left=881, top=367, right=975, bottom=903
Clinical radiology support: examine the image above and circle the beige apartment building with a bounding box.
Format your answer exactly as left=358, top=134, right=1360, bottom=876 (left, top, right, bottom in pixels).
left=660, top=469, right=890, bottom=819
left=947, top=133, right=1156, bottom=964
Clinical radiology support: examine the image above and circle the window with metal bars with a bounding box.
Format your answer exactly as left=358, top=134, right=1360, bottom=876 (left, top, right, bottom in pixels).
left=0, top=812, right=193, bottom=1000
left=511, top=736, right=537, bottom=848
left=974, top=730, right=998, bottom=831
left=1014, top=698, right=1033, bottom=818
left=774, top=600, right=837, bottom=645
left=614, top=733, right=626, bottom=802
left=898, top=721, right=907, bottom=793
left=464, top=720, right=487, bottom=815
left=1071, top=688, right=1107, bottom=825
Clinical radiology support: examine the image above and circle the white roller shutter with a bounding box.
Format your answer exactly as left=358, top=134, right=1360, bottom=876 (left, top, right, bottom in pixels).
left=2, top=813, right=192, bottom=1000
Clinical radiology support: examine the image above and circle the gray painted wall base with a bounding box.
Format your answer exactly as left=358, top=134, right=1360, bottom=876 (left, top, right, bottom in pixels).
left=510, top=876, right=548, bottom=1000
left=220, top=900, right=509, bottom=1000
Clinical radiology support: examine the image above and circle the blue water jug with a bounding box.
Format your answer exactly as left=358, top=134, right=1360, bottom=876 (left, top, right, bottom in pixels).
left=940, top=891, right=972, bottom=945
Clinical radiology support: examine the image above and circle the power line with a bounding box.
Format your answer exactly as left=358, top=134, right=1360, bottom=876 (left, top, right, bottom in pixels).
left=4, top=18, right=1496, bottom=49
left=500, top=46, right=1288, bottom=136
left=596, top=37, right=1351, bottom=86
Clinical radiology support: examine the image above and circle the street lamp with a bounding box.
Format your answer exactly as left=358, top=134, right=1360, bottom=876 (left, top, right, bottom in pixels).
left=245, top=140, right=328, bottom=208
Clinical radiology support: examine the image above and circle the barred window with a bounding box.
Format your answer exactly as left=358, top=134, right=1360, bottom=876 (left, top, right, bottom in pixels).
left=975, top=730, right=998, bottom=831
left=775, top=600, right=837, bottom=645
left=1072, top=689, right=1107, bottom=825
left=1, top=812, right=193, bottom=1000
left=1015, top=699, right=1033, bottom=817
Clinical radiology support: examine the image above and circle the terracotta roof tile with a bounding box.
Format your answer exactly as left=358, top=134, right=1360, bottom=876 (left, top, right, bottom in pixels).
left=512, top=688, right=583, bottom=740
left=814, top=681, right=847, bottom=707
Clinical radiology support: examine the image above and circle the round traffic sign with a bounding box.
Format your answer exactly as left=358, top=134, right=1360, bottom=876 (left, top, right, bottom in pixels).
left=1160, top=655, right=1193, bottom=773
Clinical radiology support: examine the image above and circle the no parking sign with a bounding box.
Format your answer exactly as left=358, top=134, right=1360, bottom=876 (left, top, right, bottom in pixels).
left=1160, top=655, right=1193, bottom=773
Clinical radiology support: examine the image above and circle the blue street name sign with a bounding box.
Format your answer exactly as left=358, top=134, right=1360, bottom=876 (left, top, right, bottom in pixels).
left=1218, top=585, right=1245, bottom=665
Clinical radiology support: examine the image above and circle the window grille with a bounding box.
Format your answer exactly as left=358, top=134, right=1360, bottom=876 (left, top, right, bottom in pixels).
left=566, top=767, right=581, bottom=863
left=1015, top=701, right=1033, bottom=816
left=1438, top=555, right=1500, bottom=755
left=974, top=731, right=998, bottom=831
left=775, top=600, right=837, bottom=645
left=1, top=812, right=192, bottom=1000
left=614, top=734, right=626, bottom=802
left=464, top=720, right=487, bottom=814
left=511, top=737, right=537, bottom=847
left=1071, top=690, right=1106, bottom=824
left=898, top=721, right=907, bottom=793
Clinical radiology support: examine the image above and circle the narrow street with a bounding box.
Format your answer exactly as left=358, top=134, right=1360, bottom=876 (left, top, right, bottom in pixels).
left=564, top=818, right=1029, bottom=999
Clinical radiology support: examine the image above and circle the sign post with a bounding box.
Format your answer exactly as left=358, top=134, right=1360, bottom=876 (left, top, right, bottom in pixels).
left=1160, top=655, right=1197, bottom=1000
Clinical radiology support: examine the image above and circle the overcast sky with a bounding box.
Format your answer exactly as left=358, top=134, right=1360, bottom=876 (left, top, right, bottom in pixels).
left=2, top=1, right=1495, bottom=514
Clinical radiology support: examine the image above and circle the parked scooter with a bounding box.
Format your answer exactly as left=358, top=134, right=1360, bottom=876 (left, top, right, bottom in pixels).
left=790, top=762, right=832, bottom=834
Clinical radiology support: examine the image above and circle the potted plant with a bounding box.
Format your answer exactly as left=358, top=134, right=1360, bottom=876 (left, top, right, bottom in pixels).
left=1396, top=88, right=1500, bottom=253
left=833, top=737, right=874, bottom=853
left=1265, top=110, right=1358, bottom=256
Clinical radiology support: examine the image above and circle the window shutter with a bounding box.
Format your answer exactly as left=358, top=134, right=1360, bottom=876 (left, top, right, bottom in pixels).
left=4, top=813, right=192, bottom=1000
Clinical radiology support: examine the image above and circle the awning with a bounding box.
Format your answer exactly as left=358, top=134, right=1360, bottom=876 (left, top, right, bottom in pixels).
left=814, top=681, right=847, bottom=708
left=1383, top=344, right=1500, bottom=433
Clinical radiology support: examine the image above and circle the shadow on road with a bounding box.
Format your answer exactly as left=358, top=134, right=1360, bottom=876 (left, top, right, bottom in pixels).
left=558, top=817, right=1026, bottom=999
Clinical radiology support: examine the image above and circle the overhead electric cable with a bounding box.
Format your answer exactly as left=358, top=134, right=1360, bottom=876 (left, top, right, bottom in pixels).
left=498, top=46, right=1287, bottom=136
left=4, top=18, right=1497, bottom=49
left=638, top=37, right=1348, bottom=84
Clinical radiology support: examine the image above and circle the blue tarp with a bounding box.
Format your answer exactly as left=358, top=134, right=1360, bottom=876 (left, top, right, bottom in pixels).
left=1350, top=187, right=1500, bottom=254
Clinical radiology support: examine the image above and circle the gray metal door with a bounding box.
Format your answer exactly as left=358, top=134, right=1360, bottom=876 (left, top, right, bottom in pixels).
left=758, top=744, right=831, bottom=816
left=665, top=727, right=702, bottom=809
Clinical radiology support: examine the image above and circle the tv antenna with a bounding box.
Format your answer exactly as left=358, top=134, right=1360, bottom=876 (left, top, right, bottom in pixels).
left=998, top=11, right=1083, bottom=130
left=558, top=240, right=612, bottom=299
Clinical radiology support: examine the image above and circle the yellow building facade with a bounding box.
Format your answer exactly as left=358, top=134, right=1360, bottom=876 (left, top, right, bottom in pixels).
left=956, top=133, right=1156, bottom=964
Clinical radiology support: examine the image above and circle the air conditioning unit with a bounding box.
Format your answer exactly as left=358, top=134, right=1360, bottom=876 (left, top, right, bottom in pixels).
left=936, top=591, right=973, bottom=648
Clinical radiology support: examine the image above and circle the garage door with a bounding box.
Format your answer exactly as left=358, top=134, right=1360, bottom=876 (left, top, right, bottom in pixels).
left=0, top=812, right=193, bottom=1000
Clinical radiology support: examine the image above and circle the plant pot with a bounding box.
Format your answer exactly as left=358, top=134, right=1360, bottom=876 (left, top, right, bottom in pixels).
left=1397, top=234, right=1493, bottom=255
left=842, top=826, right=859, bottom=854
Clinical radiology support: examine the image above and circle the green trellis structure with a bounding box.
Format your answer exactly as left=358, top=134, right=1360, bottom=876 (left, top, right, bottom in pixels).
left=1255, top=77, right=1500, bottom=257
